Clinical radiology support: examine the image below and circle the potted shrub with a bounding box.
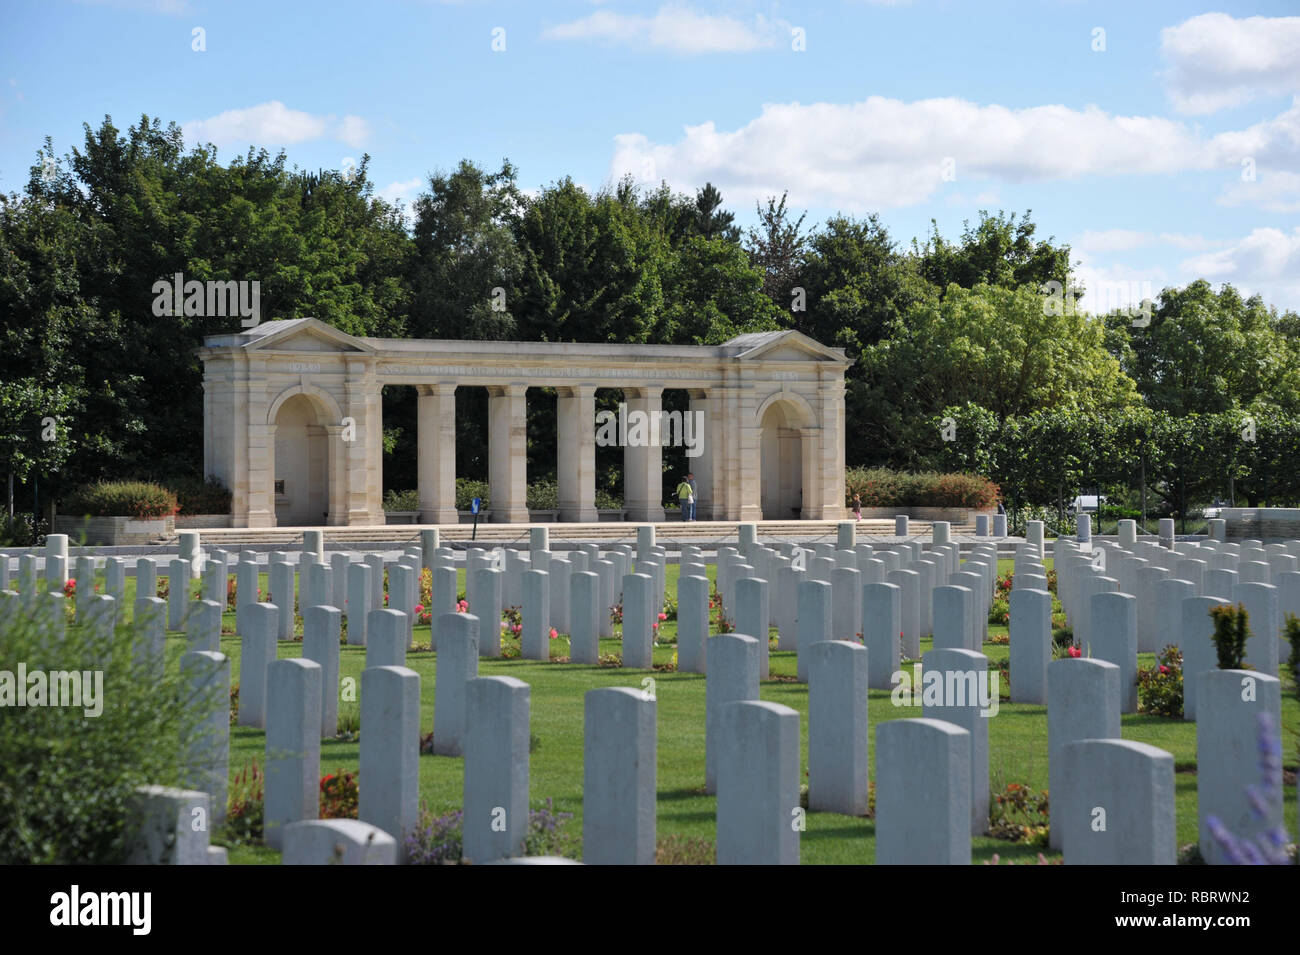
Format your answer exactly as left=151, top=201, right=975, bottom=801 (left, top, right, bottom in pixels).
left=171, top=476, right=232, bottom=529
left=55, top=481, right=179, bottom=544
left=383, top=489, right=420, bottom=524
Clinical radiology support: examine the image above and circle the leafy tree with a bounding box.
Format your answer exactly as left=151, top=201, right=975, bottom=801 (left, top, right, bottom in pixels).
left=1113, top=280, right=1300, bottom=417
left=691, top=182, right=739, bottom=243
left=657, top=235, right=782, bottom=344
left=856, top=283, right=1138, bottom=466
left=913, top=210, right=1072, bottom=297
left=745, top=191, right=809, bottom=311
left=408, top=158, right=523, bottom=341
left=512, top=178, right=666, bottom=344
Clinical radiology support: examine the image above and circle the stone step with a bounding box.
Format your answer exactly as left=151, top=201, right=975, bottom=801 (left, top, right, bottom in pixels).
left=164, top=519, right=978, bottom=550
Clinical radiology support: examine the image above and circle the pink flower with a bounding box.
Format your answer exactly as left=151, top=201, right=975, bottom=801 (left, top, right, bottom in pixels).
left=1158, top=664, right=1169, bottom=674
left=652, top=622, right=659, bottom=630
left=549, top=627, right=558, bottom=640
left=512, top=623, right=522, bottom=635
left=657, top=612, right=667, bottom=621
left=414, top=604, right=424, bottom=615
left=1067, top=646, right=1082, bottom=658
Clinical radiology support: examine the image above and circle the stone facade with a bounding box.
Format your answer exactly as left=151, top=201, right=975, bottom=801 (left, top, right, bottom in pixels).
left=199, top=319, right=851, bottom=527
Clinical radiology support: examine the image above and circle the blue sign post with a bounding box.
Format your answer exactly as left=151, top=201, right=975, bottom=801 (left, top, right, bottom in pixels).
left=470, top=497, right=481, bottom=539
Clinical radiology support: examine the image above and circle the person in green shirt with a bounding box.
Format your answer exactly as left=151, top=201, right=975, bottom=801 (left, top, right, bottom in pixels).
left=676, top=473, right=697, bottom=521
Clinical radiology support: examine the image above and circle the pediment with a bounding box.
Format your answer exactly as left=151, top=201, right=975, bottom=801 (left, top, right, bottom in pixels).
left=728, top=330, right=848, bottom=364
left=242, top=318, right=373, bottom=354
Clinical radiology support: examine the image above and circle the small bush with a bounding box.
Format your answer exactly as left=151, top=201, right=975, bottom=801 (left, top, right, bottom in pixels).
left=0, top=512, right=46, bottom=547
left=844, top=467, right=998, bottom=510
left=383, top=488, right=420, bottom=511
left=1208, top=604, right=1251, bottom=670
left=319, top=769, right=359, bottom=819
left=1137, top=645, right=1183, bottom=718
left=1285, top=614, right=1300, bottom=691
left=222, top=760, right=265, bottom=846
left=62, top=480, right=178, bottom=518
left=168, top=476, right=231, bottom=515
left=0, top=597, right=209, bottom=862
left=455, top=479, right=490, bottom=511
left=988, top=782, right=1050, bottom=846
left=594, top=488, right=622, bottom=510
left=988, top=596, right=1010, bottom=626
left=526, top=480, right=559, bottom=511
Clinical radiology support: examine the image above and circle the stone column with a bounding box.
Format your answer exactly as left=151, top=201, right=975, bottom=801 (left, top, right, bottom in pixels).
left=417, top=384, right=458, bottom=525
left=623, top=386, right=666, bottom=523
left=557, top=385, right=598, bottom=522
left=487, top=384, right=529, bottom=523
left=345, top=359, right=382, bottom=525
left=687, top=390, right=713, bottom=519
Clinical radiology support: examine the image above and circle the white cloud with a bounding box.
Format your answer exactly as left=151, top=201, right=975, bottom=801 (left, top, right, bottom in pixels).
left=377, top=177, right=422, bottom=208
left=541, top=4, right=786, bottom=54
left=1161, top=13, right=1300, bottom=114
left=1180, top=227, right=1300, bottom=286
left=183, top=101, right=370, bottom=151
left=1067, top=229, right=1300, bottom=312
left=1218, top=170, right=1300, bottom=214
left=607, top=95, right=1300, bottom=213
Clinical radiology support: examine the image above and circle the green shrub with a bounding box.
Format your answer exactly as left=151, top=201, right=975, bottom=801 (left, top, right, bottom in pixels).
left=526, top=480, right=559, bottom=510
left=455, top=479, right=490, bottom=511
left=0, top=601, right=211, bottom=862
left=844, top=467, right=998, bottom=510
left=168, top=476, right=231, bottom=515
left=61, top=480, right=178, bottom=518
left=594, top=488, right=622, bottom=509
left=1208, top=604, right=1251, bottom=670
left=1285, top=614, right=1300, bottom=691
left=1137, top=645, right=1184, bottom=718
left=383, top=488, right=420, bottom=511
left=0, top=513, right=46, bottom=547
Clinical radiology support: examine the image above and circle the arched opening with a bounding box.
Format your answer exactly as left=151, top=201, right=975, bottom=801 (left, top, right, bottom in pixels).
left=760, top=400, right=804, bottom=520
left=274, top=393, right=330, bottom=526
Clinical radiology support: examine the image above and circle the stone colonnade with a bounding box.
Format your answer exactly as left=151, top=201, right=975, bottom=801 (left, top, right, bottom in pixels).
left=199, top=318, right=850, bottom=527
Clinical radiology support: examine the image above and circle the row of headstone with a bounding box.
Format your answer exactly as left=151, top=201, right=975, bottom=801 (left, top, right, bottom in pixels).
left=1054, top=535, right=1294, bottom=677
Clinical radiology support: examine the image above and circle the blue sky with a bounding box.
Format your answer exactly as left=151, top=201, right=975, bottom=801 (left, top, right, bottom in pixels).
left=2, top=0, right=1298, bottom=310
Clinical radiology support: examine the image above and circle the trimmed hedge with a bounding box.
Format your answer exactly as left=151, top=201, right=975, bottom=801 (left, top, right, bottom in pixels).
left=846, top=467, right=998, bottom=510
left=169, top=476, right=231, bottom=515
left=62, top=480, right=179, bottom=518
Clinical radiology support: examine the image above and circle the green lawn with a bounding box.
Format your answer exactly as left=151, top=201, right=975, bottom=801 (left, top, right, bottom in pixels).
left=63, top=554, right=1300, bottom=864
